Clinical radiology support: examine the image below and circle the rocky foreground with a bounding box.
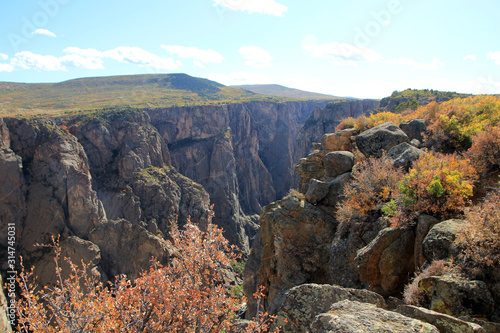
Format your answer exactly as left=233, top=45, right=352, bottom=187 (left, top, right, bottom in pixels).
left=243, top=119, right=500, bottom=332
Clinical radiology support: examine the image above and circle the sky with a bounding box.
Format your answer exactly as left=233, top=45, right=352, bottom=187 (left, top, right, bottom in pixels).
left=0, top=0, right=499, bottom=99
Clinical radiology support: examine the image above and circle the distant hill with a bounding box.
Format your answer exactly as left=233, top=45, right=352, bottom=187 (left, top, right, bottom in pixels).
left=0, top=74, right=294, bottom=117
left=233, top=84, right=342, bottom=100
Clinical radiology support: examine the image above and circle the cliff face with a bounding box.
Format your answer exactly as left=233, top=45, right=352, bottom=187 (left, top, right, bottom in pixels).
left=147, top=100, right=330, bottom=253
left=0, top=112, right=209, bottom=288
left=295, top=99, right=380, bottom=161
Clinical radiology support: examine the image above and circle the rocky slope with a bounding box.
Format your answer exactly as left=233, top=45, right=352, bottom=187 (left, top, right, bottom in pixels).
left=244, top=120, right=500, bottom=332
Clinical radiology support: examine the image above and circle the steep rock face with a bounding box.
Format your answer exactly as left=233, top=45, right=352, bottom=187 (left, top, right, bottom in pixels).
left=69, top=110, right=210, bottom=234
left=0, top=113, right=209, bottom=287
left=148, top=100, right=330, bottom=252
left=295, top=99, right=379, bottom=160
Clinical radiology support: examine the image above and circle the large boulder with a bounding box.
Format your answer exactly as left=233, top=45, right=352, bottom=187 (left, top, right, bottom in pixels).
left=272, top=284, right=385, bottom=333
left=355, top=227, right=415, bottom=295
left=323, top=151, right=354, bottom=178
left=386, top=142, right=425, bottom=169
left=396, top=305, right=486, bottom=333
left=310, top=300, right=439, bottom=333
left=414, top=215, right=440, bottom=269
left=422, top=219, right=465, bottom=262
left=305, top=179, right=330, bottom=204
left=356, top=122, right=409, bottom=158
left=400, top=118, right=427, bottom=142
left=419, top=275, right=495, bottom=318
left=320, top=129, right=355, bottom=152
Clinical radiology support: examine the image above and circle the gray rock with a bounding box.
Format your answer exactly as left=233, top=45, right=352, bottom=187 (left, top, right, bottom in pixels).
left=386, top=142, right=425, bottom=169
left=414, top=215, right=440, bottom=269
left=323, top=151, right=354, bottom=177
left=305, top=179, right=330, bottom=203
left=272, top=284, right=385, bottom=333
left=400, top=118, right=427, bottom=142
left=422, top=219, right=465, bottom=262
left=356, top=122, right=410, bottom=158
left=396, top=305, right=486, bottom=333
left=322, top=172, right=351, bottom=207
left=320, top=129, right=355, bottom=152
left=410, top=139, right=421, bottom=148
left=311, top=300, right=439, bottom=333
left=419, top=275, right=495, bottom=318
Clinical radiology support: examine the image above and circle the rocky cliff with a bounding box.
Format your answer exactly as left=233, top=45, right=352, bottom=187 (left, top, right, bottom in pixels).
left=147, top=100, right=332, bottom=253
left=295, top=99, right=379, bottom=162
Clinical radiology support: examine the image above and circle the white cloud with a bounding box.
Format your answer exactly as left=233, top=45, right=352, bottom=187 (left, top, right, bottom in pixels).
left=11, top=51, right=66, bottom=71
left=31, top=28, right=56, bottom=37
left=0, top=53, right=8, bottom=61
left=487, top=51, right=500, bottom=65
left=203, top=71, right=272, bottom=86
left=63, top=47, right=103, bottom=58
left=9, top=50, right=104, bottom=71
left=387, top=57, right=444, bottom=70
left=463, top=54, right=477, bottom=62
left=193, top=60, right=205, bottom=68
left=103, top=46, right=179, bottom=70
left=63, top=46, right=180, bottom=70
left=213, top=0, right=287, bottom=16
left=302, top=35, right=382, bottom=66
left=60, top=54, right=104, bottom=70
left=161, top=45, right=224, bottom=65
left=239, top=46, right=273, bottom=68
left=0, top=63, right=14, bottom=72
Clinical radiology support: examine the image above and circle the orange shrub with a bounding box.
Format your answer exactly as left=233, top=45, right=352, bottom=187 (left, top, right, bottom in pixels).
left=398, top=152, right=476, bottom=219
left=336, top=156, right=404, bottom=235
left=16, top=211, right=278, bottom=333
left=466, top=126, right=500, bottom=177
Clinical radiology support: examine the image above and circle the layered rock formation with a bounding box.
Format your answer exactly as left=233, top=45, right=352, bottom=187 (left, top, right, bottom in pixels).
left=147, top=100, right=333, bottom=252
left=0, top=111, right=209, bottom=288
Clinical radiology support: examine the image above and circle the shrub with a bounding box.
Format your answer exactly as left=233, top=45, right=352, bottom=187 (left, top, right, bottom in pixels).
left=466, top=126, right=500, bottom=178
left=398, top=152, right=476, bottom=219
left=336, top=155, right=404, bottom=235
left=403, top=260, right=455, bottom=305
left=457, top=188, right=500, bottom=280
left=16, top=210, right=278, bottom=333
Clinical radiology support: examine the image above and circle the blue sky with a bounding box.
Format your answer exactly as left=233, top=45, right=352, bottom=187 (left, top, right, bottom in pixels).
left=0, top=0, right=499, bottom=98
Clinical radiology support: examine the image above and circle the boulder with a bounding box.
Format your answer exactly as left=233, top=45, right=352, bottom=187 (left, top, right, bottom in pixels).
left=272, top=284, right=385, bottom=332
left=323, top=151, right=354, bottom=178
left=400, top=118, right=427, bottom=142
left=355, top=227, right=415, bottom=295
left=310, top=300, right=439, bottom=333
left=356, top=122, right=409, bottom=158
left=386, top=142, right=424, bottom=169
left=322, top=172, right=351, bottom=207
left=305, top=179, right=330, bottom=204
left=419, top=275, right=495, bottom=318
left=422, top=219, right=465, bottom=262
left=320, top=129, right=355, bottom=152
left=414, top=215, right=440, bottom=269
left=396, top=305, right=486, bottom=333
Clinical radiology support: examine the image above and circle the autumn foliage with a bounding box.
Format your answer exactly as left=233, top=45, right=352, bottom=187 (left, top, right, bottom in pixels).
left=15, top=211, right=278, bottom=333
left=398, top=152, right=476, bottom=219
left=336, top=155, right=404, bottom=235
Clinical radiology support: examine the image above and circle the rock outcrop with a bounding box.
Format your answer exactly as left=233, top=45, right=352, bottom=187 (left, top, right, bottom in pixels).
left=272, top=283, right=385, bottom=332
left=356, top=121, right=410, bottom=158
left=295, top=99, right=379, bottom=161
left=0, top=113, right=208, bottom=287
left=311, top=300, right=439, bottom=333
left=147, top=101, right=331, bottom=252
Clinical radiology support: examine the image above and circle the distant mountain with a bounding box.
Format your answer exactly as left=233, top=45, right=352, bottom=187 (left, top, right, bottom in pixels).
left=233, top=84, right=343, bottom=100
left=0, top=74, right=292, bottom=117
